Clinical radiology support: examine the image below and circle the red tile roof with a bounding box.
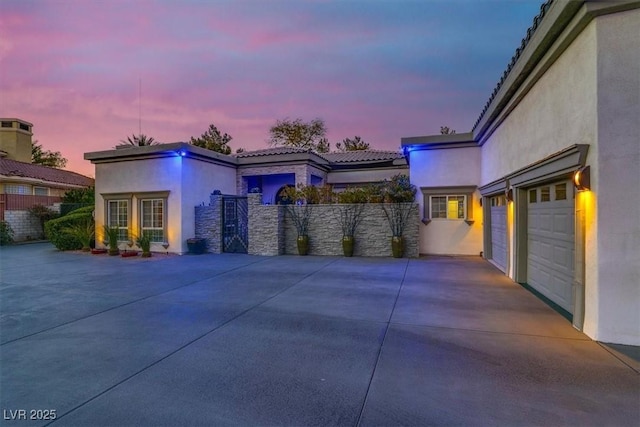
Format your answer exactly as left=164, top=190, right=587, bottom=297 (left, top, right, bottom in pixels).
left=0, top=158, right=94, bottom=187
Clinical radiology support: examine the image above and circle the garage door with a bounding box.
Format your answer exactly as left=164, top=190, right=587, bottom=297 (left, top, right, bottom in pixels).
left=490, top=195, right=508, bottom=272
left=527, top=181, right=574, bottom=313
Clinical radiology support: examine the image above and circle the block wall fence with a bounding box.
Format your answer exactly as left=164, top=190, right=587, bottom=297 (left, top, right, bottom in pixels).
left=195, top=193, right=419, bottom=257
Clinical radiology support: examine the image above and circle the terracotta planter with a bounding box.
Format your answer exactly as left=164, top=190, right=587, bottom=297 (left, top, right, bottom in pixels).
left=121, top=251, right=138, bottom=258
left=342, top=236, right=354, bottom=257
left=297, top=235, right=309, bottom=256
left=91, top=248, right=107, bottom=255
left=391, top=236, right=404, bottom=258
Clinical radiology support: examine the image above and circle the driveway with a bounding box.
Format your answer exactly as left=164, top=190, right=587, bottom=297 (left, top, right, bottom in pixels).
left=0, top=243, right=638, bottom=426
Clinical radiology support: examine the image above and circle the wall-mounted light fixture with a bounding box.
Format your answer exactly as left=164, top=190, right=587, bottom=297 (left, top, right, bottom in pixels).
left=574, top=166, right=591, bottom=191
left=505, top=187, right=514, bottom=202
left=176, top=149, right=187, bottom=157
left=162, top=241, right=170, bottom=255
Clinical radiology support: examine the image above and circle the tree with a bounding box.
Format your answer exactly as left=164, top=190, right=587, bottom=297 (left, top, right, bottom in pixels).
left=268, top=118, right=327, bottom=152
left=190, top=124, right=232, bottom=155
left=120, top=134, right=158, bottom=146
left=440, top=126, right=456, bottom=135
left=31, top=141, right=68, bottom=168
left=316, top=138, right=330, bottom=153
left=63, top=187, right=95, bottom=204
left=335, top=136, right=370, bottom=151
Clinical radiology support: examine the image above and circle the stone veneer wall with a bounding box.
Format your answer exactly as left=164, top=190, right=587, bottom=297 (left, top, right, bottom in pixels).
left=194, top=193, right=222, bottom=253
left=282, top=204, right=419, bottom=257
left=196, top=192, right=419, bottom=257
left=247, top=193, right=284, bottom=255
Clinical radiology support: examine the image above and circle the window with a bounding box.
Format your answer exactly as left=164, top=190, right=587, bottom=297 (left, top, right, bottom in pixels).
left=1, top=121, right=12, bottom=128
left=429, top=195, right=466, bottom=220
left=421, top=186, right=476, bottom=225
left=33, top=187, right=49, bottom=196
left=491, top=195, right=506, bottom=207
left=107, top=200, right=129, bottom=241
left=540, top=186, right=551, bottom=202
left=529, top=189, right=537, bottom=203
left=140, top=199, right=165, bottom=242
left=19, top=123, right=30, bottom=131
left=555, top=183, right=567, bottom=200
left=4, top=184, right=28, bottom=194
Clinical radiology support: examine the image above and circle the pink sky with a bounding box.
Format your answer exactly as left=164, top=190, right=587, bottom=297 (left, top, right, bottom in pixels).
left=1, top=0, right=543, bottom=177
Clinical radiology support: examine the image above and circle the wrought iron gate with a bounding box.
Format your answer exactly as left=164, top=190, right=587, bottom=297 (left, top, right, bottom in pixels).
left=222, top=197, right=248, bottom=253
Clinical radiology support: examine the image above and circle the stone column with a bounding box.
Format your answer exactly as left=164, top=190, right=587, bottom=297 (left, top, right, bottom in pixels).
left=194, top=193, right=222, bottom=253
left=248, top=193, right=283, bottom=256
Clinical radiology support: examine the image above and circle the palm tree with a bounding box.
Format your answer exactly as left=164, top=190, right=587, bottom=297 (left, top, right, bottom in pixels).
left=120, top=134, right=158, bottom=146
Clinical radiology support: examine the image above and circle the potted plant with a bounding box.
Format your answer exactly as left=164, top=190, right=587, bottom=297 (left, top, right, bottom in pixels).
left=103, top=225, right=121, bottom=256
left=381, top=174, right=417, bottom=258
left=186, top=237, right=206, bottom=254
left=136, top=233, right=152, bottom=258
left=281, top=185, right=313, bottom=255
left=335, top=188, right=366, bottom=257
left=63, top=219, right=94, bottom=252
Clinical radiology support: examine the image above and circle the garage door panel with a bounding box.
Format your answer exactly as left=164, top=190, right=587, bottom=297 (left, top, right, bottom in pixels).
left=527, top=181, right=574, bottom=314
left=490, top=204, right=507, bottom=272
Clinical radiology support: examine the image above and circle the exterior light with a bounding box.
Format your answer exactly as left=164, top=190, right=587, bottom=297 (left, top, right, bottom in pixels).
left=505, top=187, right=514, bottom=202
left=574, top=166, right=591, bottom=191
left=162, top=241, right=169, bottom=255
left=179, top=150, right=187, bottom=157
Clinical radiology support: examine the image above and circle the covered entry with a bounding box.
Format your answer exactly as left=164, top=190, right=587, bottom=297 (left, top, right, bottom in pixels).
left=526, top=180, right=575, bottom=314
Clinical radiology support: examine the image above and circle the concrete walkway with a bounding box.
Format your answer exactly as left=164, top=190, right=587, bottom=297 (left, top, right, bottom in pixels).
left=0, top=243, right=638, bottom=426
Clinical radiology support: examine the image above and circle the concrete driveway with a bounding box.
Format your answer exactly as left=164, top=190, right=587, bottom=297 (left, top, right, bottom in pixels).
left=0, top=243, right=638, bottom=426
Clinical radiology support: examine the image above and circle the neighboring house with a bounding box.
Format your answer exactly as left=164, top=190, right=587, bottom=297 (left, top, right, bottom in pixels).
left=84, top=143, right=407, bottom=255
left=0, top=119, right=94, bottom=240
left=402, top=0, right=639, bottom=346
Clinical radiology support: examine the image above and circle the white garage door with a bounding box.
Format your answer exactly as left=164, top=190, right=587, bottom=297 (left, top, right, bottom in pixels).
left=490, top=195, right=508, bottom=272
left=527, top=181, right=575, bottom=313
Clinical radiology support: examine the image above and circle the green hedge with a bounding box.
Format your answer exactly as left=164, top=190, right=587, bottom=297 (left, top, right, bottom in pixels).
left=44, top=205, right=94, bottom=251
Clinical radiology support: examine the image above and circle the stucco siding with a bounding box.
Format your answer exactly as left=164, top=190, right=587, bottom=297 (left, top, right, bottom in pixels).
left=181, top=158, right=237, bottom=253
left=480, top=21, right=598, bottom=185
left=409, top=147, right=482, bottom=255
left=591, top=9, right=640, bottom=345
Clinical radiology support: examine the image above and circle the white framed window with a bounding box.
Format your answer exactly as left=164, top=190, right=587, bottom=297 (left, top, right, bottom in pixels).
left=430, top=195, right=466, bottom=220
left=107, top=199, right=129, bottom=241
left=421, top=185, right=476, bottom=225
left=140, top=198, right=165, bottom=242
left=33, top=187, right=49, bottom=196
left=5, top=184, right=29, bottom=195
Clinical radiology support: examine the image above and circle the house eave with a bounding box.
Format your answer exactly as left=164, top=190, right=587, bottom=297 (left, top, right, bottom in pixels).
left=84, top=142, right=238, bottom=168
left=472, top=0, right=640, bottom=145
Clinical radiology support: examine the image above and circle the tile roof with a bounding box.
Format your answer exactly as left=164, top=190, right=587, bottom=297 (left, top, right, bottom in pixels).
left=473, top=0, right=554, bottom=131
left=235, top=147, right=404, bottom=164
left=321, top=150, right=404, bottom=163
left=0, top=158, right=94, bottom=187
left=234, top=147, right=315, bottom=158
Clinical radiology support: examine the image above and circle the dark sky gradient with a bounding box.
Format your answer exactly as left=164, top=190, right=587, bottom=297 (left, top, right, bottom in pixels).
left=1, top=0, right=543, bottom=177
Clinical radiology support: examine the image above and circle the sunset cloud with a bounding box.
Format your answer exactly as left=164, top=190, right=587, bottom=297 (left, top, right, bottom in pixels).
left=1, top=0, right=542, bottom=177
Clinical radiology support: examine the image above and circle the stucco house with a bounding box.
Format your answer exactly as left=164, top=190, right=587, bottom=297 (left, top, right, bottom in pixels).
left=1, top=118, right=94, bottom=240
left=402, top=0, right=639, bottom=345
left=84, top=143, right=407, bottom=255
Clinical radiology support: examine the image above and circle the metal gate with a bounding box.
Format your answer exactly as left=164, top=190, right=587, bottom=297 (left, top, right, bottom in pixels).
left=222, top=197, right=248, bottom=253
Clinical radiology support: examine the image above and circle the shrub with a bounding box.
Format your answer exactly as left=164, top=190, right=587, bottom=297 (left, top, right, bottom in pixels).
left=103, top=225, right=120, bottom=255
left=28, top=204, right=58, bottom=238
left=136, top=233, right=152, bottom=257
left=0, top=221, right=14, bottom=246
left=63, top=219, right=94, bottom=251
left=63, top=187, right=95, bottom=204
left=45, top=209, right=94, bottom=250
